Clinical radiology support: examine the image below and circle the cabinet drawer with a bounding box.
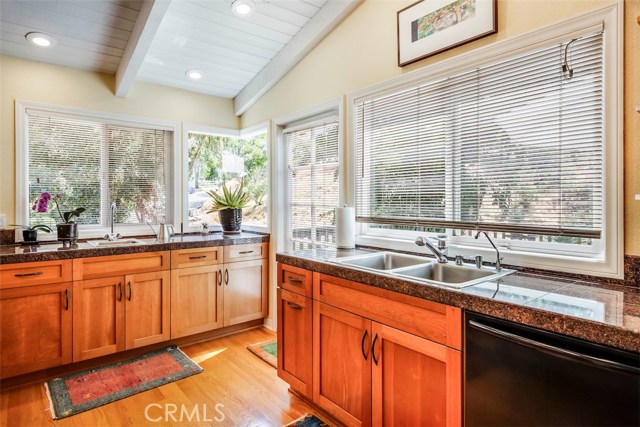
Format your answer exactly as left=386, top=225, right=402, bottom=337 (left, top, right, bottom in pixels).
left=224, top=243, right=267, bottom=262
left=0, top=260, right=72, bottom=289
left=73, top=251, right=170, bottom=280
left=171, top=247, right=223, bottom=269
left=314, top=272, right=462, bottom=349
left=277, top=263, right=312, bottom=297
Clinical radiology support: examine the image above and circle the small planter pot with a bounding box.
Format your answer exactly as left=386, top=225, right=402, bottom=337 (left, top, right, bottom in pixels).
left=218, top=209, right=242, bottom=233
left=22, top=229, right=38, bottom=243
left=56, top=223, right=78, bottom=241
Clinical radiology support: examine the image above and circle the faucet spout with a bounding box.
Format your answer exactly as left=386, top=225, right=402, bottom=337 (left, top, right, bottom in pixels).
left=475, top=231, right=502, bottom=272
left=415, top=236, right=448, bottom=263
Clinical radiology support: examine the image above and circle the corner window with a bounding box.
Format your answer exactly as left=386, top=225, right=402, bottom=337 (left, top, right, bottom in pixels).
left=22, top=106, right=174, bottom=235
left=351, top=8, right=621, bottom=277
left=185, top=128, right=268, bottom=230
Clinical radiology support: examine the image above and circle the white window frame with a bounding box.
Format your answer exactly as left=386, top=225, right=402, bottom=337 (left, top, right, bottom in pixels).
left=181, top=122, right=270, bottom=234
left=347, top=3, right=623, bottom=278
left=16, top=100, right=181, bottom=241
left=272, top=98, right=345, bottom=253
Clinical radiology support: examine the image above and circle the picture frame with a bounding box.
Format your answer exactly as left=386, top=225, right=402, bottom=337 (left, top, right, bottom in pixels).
left=397, top=0, right=497, bottom=67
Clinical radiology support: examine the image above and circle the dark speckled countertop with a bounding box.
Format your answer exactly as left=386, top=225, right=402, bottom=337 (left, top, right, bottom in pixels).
left=0, top=232, right=269, bottom=264
left=277, top=248, right=640, bottom=353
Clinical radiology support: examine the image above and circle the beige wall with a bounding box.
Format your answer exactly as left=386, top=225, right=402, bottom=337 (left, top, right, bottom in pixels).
left=241, top=0, right=640, bottom=256
left=0, top=55, right=239, bottom=224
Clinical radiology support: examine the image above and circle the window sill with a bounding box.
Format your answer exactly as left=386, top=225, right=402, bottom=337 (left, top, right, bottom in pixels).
left=355, top=234, right=623, bottom=280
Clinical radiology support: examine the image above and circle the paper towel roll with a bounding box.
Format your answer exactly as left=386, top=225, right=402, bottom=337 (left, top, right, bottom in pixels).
left=336, top=207, right=355, bottom=249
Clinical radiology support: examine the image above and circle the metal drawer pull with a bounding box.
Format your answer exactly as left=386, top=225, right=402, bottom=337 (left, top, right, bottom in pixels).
left=239, top=250, right=254, bottom=254
left=218, top=269, right=222, bottom=286
left=128, top=281, right=132, bottom=301
left=65, top=289, right=69, bottom=310
left=371, top=333, right=379, bottom=365
left=14, top=271, right=44, bottom=277
left=224, top=269, right=229, bottom=285
left=361, top=329, right=369, bottom=360
left=287, top=302, right=302, bottom=310
left=189, top=255, right=207, bottom=260
left=287, top=276, right=303, bottom=284
left=118, top=282, right=123, bottom=301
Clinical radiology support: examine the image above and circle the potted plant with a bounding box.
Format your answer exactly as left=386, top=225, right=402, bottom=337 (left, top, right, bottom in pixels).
left=10, top=224, right=52, bottom=243
left=32, top=192, right=85, bottom=241
left=207, top=181, right=249, bottom=233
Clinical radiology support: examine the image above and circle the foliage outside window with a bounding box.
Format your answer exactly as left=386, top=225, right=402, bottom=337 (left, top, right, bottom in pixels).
left=356, top=31, right=604, bottom=252
left=187, top=131, right=267, bottom=227
left=27, top=111, right=169, bottom=230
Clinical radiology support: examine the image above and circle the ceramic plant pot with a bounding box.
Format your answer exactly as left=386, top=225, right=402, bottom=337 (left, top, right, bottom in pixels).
left=218, top=209, right=242, bottom=233
left=22, top=229, right=37, bottom=242
left=56, top=223, right=78, bottom=241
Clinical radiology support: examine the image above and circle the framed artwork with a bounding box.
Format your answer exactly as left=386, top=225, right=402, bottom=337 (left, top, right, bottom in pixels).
left=397, top=0, right=497, bottom=66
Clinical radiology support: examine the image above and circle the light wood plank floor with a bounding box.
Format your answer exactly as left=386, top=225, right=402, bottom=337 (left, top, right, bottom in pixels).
left=0, top=327, right=320, bottom=427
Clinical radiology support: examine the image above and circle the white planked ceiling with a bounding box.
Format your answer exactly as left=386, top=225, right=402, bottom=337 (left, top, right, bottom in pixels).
left=0, top=0, right=360, bottom=114
left=0, top=0, right=144, bottom=74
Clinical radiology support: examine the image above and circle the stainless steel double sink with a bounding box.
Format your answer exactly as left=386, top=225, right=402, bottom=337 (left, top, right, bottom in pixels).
left=331, top=252, right=515, bottom=288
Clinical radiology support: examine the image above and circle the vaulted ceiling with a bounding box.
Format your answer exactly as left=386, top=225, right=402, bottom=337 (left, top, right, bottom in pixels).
left=0, top=0, right=360, bottom=115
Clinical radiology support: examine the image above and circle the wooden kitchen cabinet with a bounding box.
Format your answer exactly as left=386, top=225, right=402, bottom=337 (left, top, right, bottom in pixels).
left=0, top=283, right=72, bottom=378
left=74, top=271, right=170, bottom=361
left=223, top=258, right=268, bottom=326
left=371, top=322, right=462, bottom=427
left=277, top=288, right=313, bottom=398
left=171, top=265, right=224, bottom=338
left=313, top=301, right=372, bottom=427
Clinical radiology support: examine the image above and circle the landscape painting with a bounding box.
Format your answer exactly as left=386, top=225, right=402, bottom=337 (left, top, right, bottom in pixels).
left=411, top=0, right=477, bottom=42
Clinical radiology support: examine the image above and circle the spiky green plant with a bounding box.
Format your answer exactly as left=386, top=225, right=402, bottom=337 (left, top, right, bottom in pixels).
left=206, top=181, right=250, bottom=212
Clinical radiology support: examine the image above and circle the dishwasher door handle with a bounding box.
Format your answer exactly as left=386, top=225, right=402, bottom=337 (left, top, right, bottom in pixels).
left=468, top=320, right=640, bottom=375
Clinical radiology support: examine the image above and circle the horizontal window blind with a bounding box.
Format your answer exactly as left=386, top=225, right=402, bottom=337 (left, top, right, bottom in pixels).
left=355, top=31, right=604, bottom=239
left=286, top=120, right=339, bottom=250
left=27, top=110, right=170, bottom=228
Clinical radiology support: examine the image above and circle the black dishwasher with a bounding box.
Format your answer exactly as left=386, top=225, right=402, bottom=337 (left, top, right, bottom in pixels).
left=465, top=312, right=640, bottom=426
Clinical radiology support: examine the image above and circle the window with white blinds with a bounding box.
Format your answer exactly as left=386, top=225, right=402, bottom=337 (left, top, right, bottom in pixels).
left=355, top=30, right=604, bottom=240
left=27, top=110, right=170, bottom=229
left=286, top=120, right=339, bottom=250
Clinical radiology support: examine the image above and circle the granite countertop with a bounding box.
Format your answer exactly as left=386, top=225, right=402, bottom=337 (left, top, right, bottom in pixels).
left=276, top=248, right=640, bottom=353
left=0, top=232, right=269, bottom=264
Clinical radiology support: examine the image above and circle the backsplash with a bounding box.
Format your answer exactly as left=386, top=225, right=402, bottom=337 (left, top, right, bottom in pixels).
left=0, top=230, right=15, bottom=245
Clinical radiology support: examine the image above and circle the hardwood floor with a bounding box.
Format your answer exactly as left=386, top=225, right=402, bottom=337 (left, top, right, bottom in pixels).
left=0, top=327, right=322, bottom=427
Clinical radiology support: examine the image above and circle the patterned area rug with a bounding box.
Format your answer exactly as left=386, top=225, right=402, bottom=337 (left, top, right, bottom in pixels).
left=284, top=414, right=331, bottom=427
left=247, top=339, right=277, bottom=368
left=45, top=346, right=203, bottom=420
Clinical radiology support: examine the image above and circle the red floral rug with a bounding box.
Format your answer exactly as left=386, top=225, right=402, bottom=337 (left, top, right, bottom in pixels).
left=45, top=346, right=202, bottom=419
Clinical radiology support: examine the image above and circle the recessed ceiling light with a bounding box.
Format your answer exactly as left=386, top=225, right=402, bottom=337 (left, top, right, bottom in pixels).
left=231, top=0, right=254, bottom=16
left=186, top=69, right=203, bottom=80
left=25, top=32, right=57, bottom=48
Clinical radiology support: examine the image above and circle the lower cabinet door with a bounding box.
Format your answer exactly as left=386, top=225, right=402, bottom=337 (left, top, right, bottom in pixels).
left=313, top=301, right=372, bottom=427
left=171, top=265, right=223, bottom=338
left=371, top=322, right=462, bottom=427
left=74, top=276, right=125, bottom=361
left=0, top=283, right=72, bottom=378
left=223, top=259, right=268, bottom=326
left=125, top=270, right=171, bottom=349
left=277, top=288, right=312, bottom=397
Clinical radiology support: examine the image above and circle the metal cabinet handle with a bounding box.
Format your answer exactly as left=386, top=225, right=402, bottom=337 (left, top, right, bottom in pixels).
left=14, top=271, right=43, bottom=277
left=118, top=282, right=123, bottom=302
left=128, top=281, right=132, bottom=301
left=239, top=250, right=254, bottom=254
left=287, top=276, right=303, bottom=284
left=287, top=302, right=302, bottom=310
left=65, top=289, right=69, bottom=310
left=361, top=329, right=370, bottom=361
left=189, top=255, right=207, bottom=260
left=371, top=333, right=379, bottom=365
left=224, top=269, right=229, bottom=285
left=218, top=269, right=222, bottom=286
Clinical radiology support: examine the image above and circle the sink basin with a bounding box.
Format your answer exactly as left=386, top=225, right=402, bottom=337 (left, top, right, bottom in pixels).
left=393, top=262, right=515, bottom=288
left=87, top=238, right=146, bottom=247
left=332, top=252, right=431, bottom=271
